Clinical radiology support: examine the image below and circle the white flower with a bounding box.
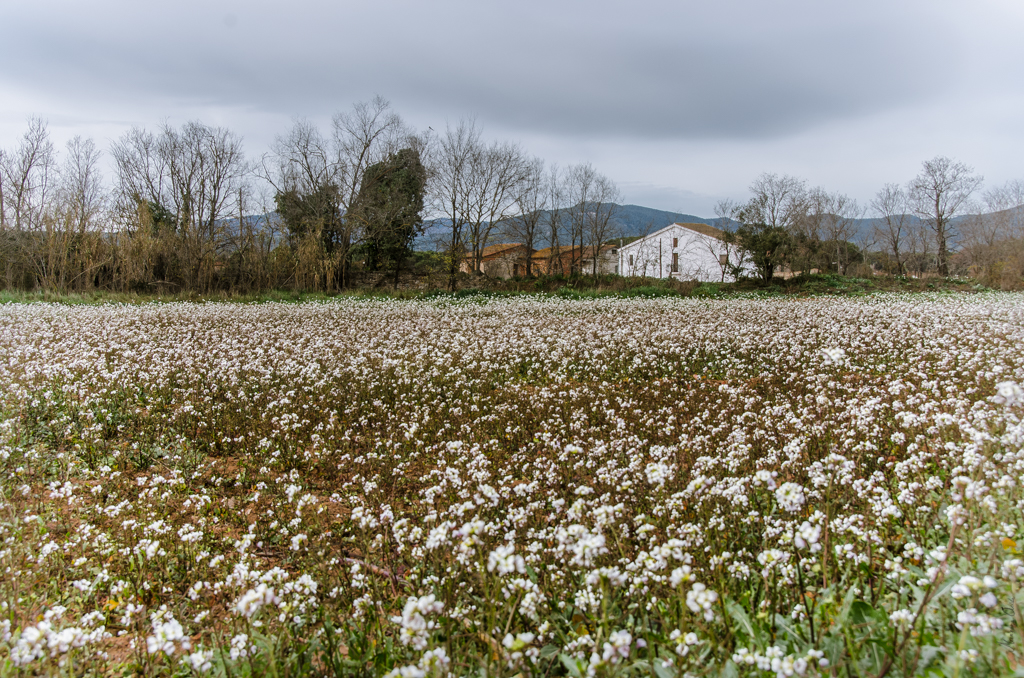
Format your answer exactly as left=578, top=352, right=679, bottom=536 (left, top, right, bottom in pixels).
left=956, top=608, right=1004, bottom=636
left=686, top=582, right=719, bottom=621
left=601, top=629, right=632, bottom=664
left=821, top=347, right=847, bottom=366
left=229, top=634, right=255, bottom=660
left=1002, top=559, right=1024, bottom=580
left=993, top=381, right=1023, bottom=407
left=487, top=544, right=526, bottom=576
left=384, top=646, right=450, bottom=678
left=392, top=595, right=443, bottom=651
left=233, top=583, right=280, bottom=618
left=502, top=632, right=535, bottom=651
left=889, top=609, right=914, bottom=628
left=183, top=649, right=214, bottom=672
left=775, top=483, right=806, bottom=513
left=670, top=565, right=692, bottom=587
left=146, top=614, right=190, bottom=656
left=793, top=521, right=821, bottom=551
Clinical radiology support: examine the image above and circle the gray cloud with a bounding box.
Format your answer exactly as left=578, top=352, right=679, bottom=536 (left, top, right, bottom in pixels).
left=1, top=0, right=968, bottom=139
left=1, top=0, right=1021, bottom=214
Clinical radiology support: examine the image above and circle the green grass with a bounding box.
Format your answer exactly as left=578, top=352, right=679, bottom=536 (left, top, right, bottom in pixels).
left=0, top=273, right=994, bottom=306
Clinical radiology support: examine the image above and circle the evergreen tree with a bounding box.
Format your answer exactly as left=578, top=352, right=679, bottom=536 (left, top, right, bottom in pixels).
left=350, top=148, right=426, bottom=283
left=731, top=219, right=791, bottom=283
left=273, top=182, right=344, bottom=254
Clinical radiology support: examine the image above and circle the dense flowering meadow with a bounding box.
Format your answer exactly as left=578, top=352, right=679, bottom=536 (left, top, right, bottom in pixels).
left=1, top=294, right=1023, bottom=677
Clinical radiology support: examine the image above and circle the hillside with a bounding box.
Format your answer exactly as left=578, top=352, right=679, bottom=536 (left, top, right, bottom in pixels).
left=414, top=204, right=733, bottom=249
left=238, top=203, right=1019, bottom=252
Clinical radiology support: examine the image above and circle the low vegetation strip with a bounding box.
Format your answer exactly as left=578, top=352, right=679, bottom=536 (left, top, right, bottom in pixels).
left=0, top=294, right=1023, bottom=676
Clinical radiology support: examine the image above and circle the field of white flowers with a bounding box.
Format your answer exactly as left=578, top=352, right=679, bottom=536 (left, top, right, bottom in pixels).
left=1, top=294, right=1023, bottom=677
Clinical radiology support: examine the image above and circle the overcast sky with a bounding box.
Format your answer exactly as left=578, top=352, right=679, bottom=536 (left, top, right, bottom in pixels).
left=2, top=0, right=1021, bottom=216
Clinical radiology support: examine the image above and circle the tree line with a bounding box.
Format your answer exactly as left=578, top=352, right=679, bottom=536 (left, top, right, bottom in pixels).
left=0, top=98, right=624, bottom=295
left=718, top=162, right=1024, bottom=287
left=1, top=97, right=1022, bottom=295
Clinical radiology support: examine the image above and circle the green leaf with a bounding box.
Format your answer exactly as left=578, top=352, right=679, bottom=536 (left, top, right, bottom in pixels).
left=539, top=644, right=560, bottom=659
left=834, top=586, right=859, bottom=627
left=773, top=613, right=803, bottom=643
left=653, top=658, right=677, bottom=678
left=849, top=600, right=881, bottom=627
left=719, top=659, right=740, bottom=678
left=525, top=562, right=538, bottom=584
left=916, top=645, right=942, bottom=674
left=559, top=653, right=583, bottom=678
left=823, top=635, right=845, bottom=670
left=726, top=599, right=762, bottom=645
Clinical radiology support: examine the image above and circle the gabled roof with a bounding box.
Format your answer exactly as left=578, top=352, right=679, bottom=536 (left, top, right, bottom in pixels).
left=475, top=243, right=527, bottom=258
left=530, top=244, right=615, bottom=260
left=678, top=222, right=725, bottom=239
left=618, top=222, right=725, bottom=250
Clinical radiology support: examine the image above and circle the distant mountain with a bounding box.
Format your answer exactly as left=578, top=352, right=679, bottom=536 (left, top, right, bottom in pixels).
left=606, top=204, right=713, bottom=237
left=413, top=204, right=735, bottom=250
left=240, top=203, right=1020, bottom=252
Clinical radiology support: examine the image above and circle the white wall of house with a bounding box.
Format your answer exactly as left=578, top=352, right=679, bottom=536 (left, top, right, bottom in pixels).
left=617, top=223, right=751, bottom=282
left=580, top=248, right=620, bottom=275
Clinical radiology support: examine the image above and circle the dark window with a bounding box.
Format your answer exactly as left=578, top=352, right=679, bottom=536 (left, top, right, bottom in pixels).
left=672, top=253, right=679, bottom=273
left=672, top=237, right=678, bottom=248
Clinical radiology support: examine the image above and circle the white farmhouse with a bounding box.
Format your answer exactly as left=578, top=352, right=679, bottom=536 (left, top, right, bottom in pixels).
left=617, top=222, right=751, bottom=282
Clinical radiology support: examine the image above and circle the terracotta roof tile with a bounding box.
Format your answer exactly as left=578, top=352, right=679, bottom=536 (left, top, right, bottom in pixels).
left=677, top=222, right=725, bottom=239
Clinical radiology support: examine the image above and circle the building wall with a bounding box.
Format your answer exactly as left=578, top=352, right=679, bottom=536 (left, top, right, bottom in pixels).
left=532, top=247, right=618, bottom=276
left=618, top=225, right=747, bottom=282
left=580, top=248, right=619, bottom=275
left=461, top=246, right=531, bottom=279
left=481, top=250, right=529, bottom=279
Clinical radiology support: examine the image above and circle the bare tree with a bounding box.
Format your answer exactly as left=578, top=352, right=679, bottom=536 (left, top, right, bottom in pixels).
left=60, top=137, right=105, bottom=234
left=816, top=190, right=861, bottom=275
left=0, top=117, right=58, bottom=288
left=789, top=189, right=825, bottom=274
left=744, top=172, right=807, bottom=231
left=904, top=217, right=934, bottom=278
left=711, top=198, right=749, bottom=282
left=332, top=97, right=408, bottom=283
left=959, top=180, right=1024, bottom=286
left=0, top=117, right=57, bottom=233
left=563, top=164, right=589, bottom=274
left=0, top=122, right=113, bottom=292
left=463, top=139, right=527, bottom=274
left=736, top=173, right=806, bottom=281
left=908, top=156, right=983, bottom=276
left=430, top=119, right=479, bottom=291
left=586, top=172, right=621, bottom=275
left=111, top=121, right=248, bottom=292
left=502, top=157, right=547, bottom=277
left=871, top=183, right=912, bottom=275
left=565, top=163, right=620, bottom=275
left=261, top=97, right=408, bottom=289
left=109, top=126, right=167, bottom=229
left=0, top=148, right=4, bottom=232
left=37, top=136, right=108, bottom=292
left=981, top=180, right=1024, bottom=241
left=168, top=122, right=248, bottom=291
left=261, top=119, right=343, bottom=290
left=543, top=165, right=567, bottom=275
